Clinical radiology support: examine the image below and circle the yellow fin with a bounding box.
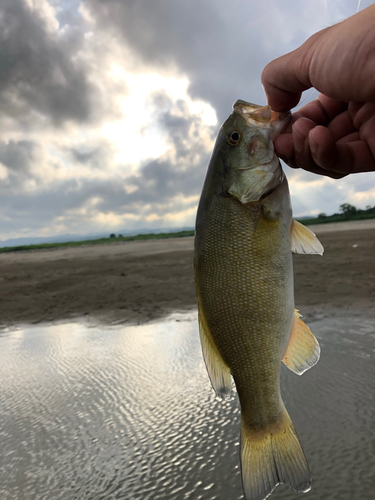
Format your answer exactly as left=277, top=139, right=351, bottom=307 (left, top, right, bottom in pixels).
left=291, top=219, right=324, bottom=255
left=282, top=310, right=320, bottom=375
left=198, top=309, right=232, bottom=398
left=241, top=409, right=311, bottom=500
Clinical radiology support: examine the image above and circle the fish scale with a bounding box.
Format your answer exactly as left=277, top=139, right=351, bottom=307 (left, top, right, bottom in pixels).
left=196, top=182, right=293, bottom=425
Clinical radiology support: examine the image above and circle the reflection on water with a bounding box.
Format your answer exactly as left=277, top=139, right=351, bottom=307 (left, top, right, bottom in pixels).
left=0, top=314, right=374, bottom=500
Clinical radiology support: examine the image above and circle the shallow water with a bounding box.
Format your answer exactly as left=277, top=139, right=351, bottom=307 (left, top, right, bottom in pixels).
left=0, top=313, right=374, bottom=500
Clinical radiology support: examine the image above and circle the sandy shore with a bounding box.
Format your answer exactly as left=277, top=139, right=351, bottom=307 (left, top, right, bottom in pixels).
left=1, top=220, right=375, bottom=329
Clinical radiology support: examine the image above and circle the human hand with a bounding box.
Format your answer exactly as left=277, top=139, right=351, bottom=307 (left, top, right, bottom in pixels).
left=261, top=5, right=375, bottom=178
left=271, top=96, right=375, bottom=178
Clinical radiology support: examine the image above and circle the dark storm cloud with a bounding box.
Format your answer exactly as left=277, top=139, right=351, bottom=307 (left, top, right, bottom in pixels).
left=68, top=145, right=110, bottom=168
left=0, top=140, right=36, bottom=174
left=84, top=0, right=273, bottom=123
left=84, top=0, right=330, bottom=124
left=2, top=0, right=371, bottom=240
left=0, top=0, right=94, bottom=126
left=70, top=148, right=99, bottom=164
left=0, top=140, right=39, bottom=191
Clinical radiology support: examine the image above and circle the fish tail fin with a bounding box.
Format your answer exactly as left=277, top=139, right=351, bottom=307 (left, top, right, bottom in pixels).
left=240, top=409, right=311, bottom=500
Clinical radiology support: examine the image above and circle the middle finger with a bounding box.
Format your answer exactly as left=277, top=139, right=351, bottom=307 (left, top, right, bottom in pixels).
left=292, top=118, right=317, bottom=170
left=328, top=110, right=357, bottom=141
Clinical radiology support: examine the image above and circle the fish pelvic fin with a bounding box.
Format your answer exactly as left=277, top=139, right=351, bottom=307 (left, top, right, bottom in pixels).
left=291, top=219, right=324, bottom=255
left=198, top=309, right=232, bottom=398
left=282, top=310, right=320, bottom=375
left=240, top=410, right=311, bottom=500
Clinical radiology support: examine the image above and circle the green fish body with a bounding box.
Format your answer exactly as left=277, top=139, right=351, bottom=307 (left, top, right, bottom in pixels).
left=194, top=100, right=323, bottom=500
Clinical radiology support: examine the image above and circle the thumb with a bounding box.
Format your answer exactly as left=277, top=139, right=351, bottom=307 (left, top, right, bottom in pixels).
left=261, top=49, right=311, bottom=112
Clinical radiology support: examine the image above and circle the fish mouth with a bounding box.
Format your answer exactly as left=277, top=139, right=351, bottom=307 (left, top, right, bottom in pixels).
left=233, top=99, right=291, bottom=139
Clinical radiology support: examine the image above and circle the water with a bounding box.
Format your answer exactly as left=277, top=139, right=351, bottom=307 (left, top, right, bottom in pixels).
left=0, top=313, right=374, bottom=500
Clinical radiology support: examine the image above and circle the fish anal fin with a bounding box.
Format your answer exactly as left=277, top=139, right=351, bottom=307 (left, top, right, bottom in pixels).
left=282, top=310, right=320, bottom=375
left=198, top=309, right=231, bottom=398
left=241, top=409, right=311, bottom=500
left=291, top=219, right=324, bottom=255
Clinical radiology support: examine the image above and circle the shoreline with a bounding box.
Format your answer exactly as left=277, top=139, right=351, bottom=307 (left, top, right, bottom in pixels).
left=1, top=220, right=375, bottom=331
left=2, top=218, right=375, bottom=260
left=3, top=305, right=375, bottom=336
left=303, top=218, right=375, bottom=234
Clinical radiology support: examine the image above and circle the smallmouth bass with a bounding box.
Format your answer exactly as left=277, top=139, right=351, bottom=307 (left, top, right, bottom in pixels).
left=194, top=100, right=323, bottom=500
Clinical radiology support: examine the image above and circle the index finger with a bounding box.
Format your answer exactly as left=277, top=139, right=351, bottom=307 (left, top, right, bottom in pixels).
left=281, top=95, right=348, bottom=134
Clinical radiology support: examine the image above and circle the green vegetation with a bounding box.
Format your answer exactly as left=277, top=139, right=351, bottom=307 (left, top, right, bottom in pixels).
left=2, top=202, right=375, bottom=253
left=298, top=203, right=375, bottom=226
left=0, top=230, right=195, bottom=254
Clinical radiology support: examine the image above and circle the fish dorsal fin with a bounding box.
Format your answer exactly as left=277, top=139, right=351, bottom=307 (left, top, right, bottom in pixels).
left=282, top=310, right=320, bottom=375
left=291, top=219, right=324, bottom=255
left=198, top=309, right=232, bottom=398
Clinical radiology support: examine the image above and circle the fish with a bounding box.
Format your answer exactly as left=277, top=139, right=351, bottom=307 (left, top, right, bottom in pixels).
left=194, top=99, right=323, bottom=500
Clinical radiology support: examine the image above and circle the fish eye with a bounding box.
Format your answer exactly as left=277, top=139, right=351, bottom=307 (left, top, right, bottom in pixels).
left=227, top=131, right=240, bottom=146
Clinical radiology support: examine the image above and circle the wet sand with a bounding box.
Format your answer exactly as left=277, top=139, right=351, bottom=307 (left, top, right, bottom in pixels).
left=1, top=220, right=375, bottom=329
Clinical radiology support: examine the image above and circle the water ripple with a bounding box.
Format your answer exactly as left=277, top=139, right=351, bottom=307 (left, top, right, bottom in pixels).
left=0, top=314, right=374, bottom=499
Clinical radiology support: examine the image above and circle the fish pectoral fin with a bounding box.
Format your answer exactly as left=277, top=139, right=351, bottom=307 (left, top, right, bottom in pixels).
left=282, top=310, right=320, bottom=375
left=290, top=219, right=324, bottom=255
left=198, top=311, right=232, bottom=398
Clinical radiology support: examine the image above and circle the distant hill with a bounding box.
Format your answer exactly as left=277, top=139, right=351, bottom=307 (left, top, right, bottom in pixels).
left=0, top=227, right=194, bottom=248
left=0, top=229, right=196, bottom=254
left=2, top=202, right=374, bottom=250
left=299, top=203, right=375, bottom=226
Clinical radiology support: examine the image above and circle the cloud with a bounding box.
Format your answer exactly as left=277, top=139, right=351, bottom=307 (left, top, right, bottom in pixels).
left=83, top=0, right=333, bottom=123
left=0, top=0, right=95, bottom=128
left=0, top=140, right=36, bottom=174
left=0, top=90, right=215, bottom=239
left=0, top=0, right=374, bottom=242
left=287, top=166, right=375, bottom=217
left=121, top=92, right=213, bottom=205
left=0, top=140, right=42, bottom=195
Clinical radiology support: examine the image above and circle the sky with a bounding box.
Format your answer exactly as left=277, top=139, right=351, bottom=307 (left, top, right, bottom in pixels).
left=0, top=0, right=374, bottom=241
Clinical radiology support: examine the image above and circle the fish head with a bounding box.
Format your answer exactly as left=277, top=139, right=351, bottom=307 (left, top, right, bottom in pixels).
left=218, top=99, right=291, bottom=204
